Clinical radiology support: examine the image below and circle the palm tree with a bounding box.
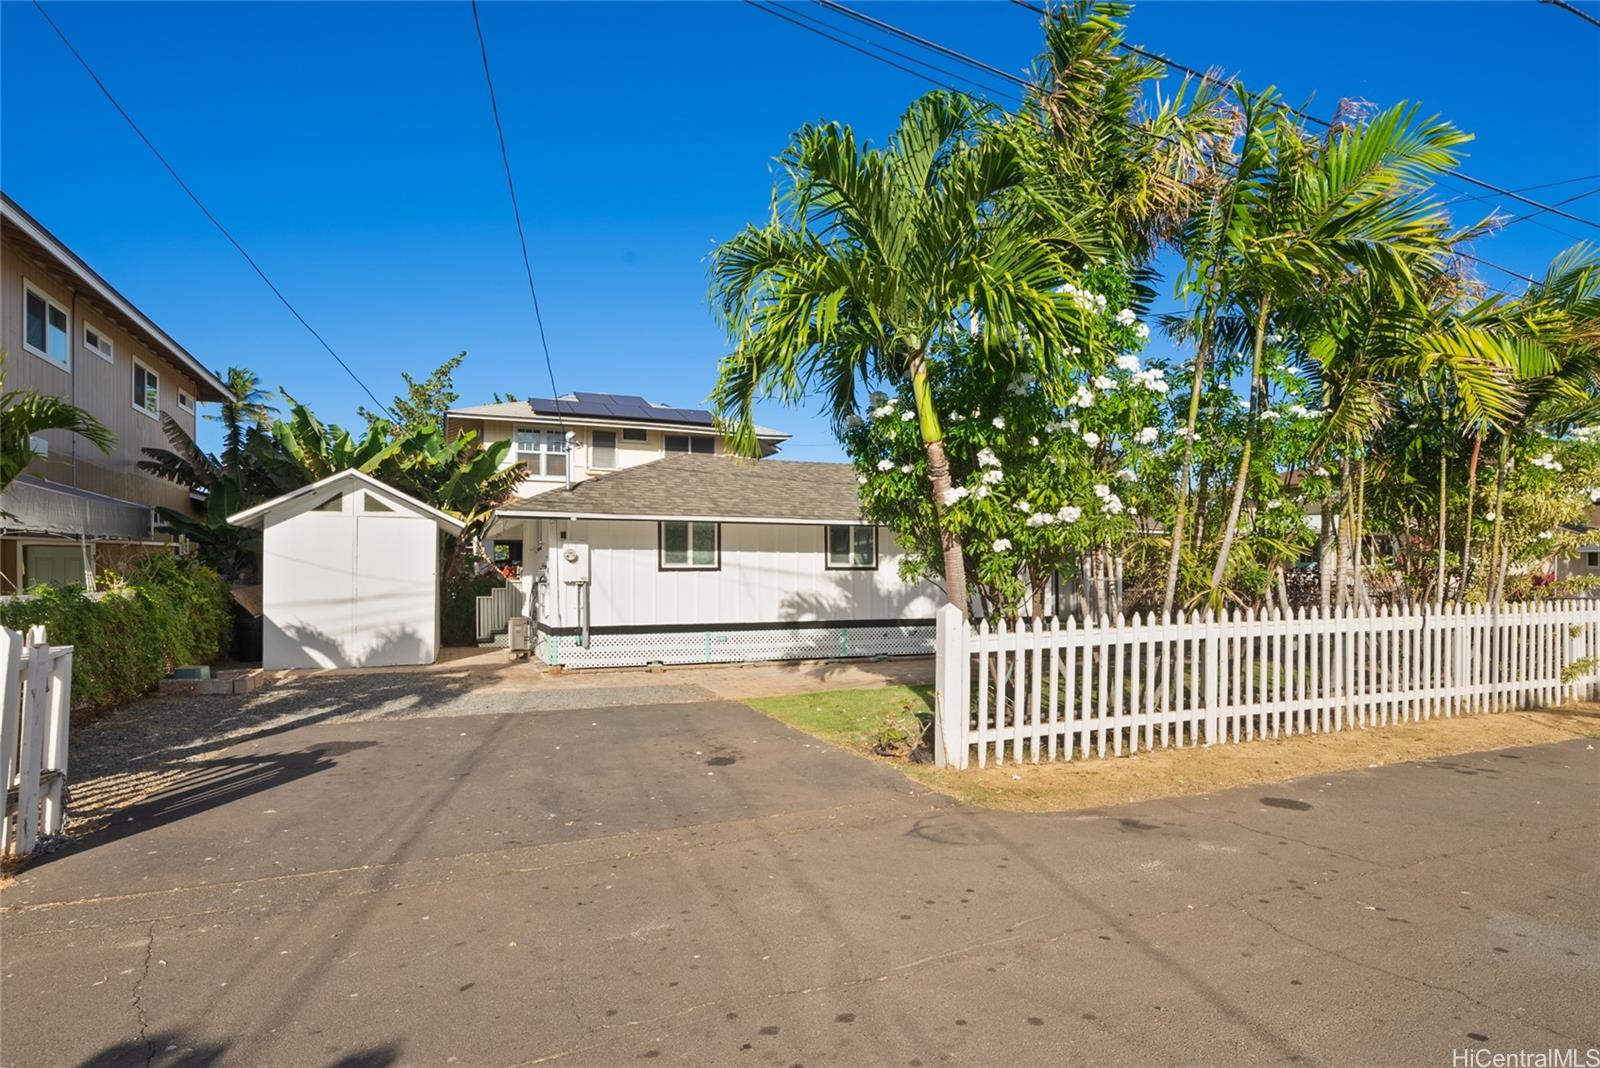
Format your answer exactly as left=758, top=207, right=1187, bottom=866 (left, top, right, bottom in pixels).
left=1165, top=93, right=1478, bottom=609
left=205, top=366, right=276, bottom=470
left=710, top=92, right=1100, bottom=614
left=1, top=364, right=114, bottom=496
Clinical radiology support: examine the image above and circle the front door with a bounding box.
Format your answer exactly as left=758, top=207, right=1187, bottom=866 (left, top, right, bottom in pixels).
left=22, top=545, right=86, bottom=588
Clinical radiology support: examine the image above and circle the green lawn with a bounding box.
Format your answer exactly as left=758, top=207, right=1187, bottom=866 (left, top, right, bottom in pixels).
left=744, top=684, right=933, bottom=755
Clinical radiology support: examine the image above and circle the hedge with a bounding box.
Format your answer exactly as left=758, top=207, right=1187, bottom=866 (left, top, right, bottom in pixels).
left=0, top=555, right=232, bottom=716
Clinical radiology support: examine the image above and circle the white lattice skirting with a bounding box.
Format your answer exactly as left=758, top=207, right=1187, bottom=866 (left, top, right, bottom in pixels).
left=540, top=622, right=935, bottom=668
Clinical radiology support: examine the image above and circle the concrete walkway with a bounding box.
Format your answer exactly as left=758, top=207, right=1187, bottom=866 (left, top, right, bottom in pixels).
left=1, top=675, right=1595, bottom=1066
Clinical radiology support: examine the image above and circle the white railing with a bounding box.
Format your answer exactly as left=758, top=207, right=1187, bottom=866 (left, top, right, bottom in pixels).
left=474, top=582, right=527, bottom=643
left=932, top=600, right=1600, bottom=770
left=2, top=626, right=73, bottom=857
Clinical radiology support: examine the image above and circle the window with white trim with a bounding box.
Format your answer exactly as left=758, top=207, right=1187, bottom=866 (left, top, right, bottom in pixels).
left=826, top=525, right=878, bottom=570
left=23, top=281, right=70, bottom=369
left=513, top=426, right=568, bottom=477
left=590, top=430, right=618, bottom=469
left=84, top=324, right=114, bottom=362
left=176, top=388, right=194, bottom=413
left=621, top=427, right=647, bottom=443
left=664, top=434, right=714, bottom=455
left=132, top=359, right=160, bottom=418
left=660, top=521, right=718, bottom=569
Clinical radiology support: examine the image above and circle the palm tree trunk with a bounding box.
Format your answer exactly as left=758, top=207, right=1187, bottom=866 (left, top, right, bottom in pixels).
left=1458, top=431, right=1483, bottom=603
left=910, top=352, right=968, bottom=616
left=1434, top=449, right=1448, bottom=607
left=1162, top=338, right=1213, bottom=620
left=1487, top=436, right=1508, bottom=607
left=1210, top=298, right=1271, bottom=590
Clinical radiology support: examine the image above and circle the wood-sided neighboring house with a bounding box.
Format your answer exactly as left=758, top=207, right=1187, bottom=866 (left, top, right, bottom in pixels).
left=487, top=453, right=942, bottom=668
left=1, top=194, right=233, bottom=592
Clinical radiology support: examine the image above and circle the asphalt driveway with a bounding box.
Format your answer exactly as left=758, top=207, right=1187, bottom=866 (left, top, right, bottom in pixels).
left=2, top=673, right=1596, bottom=1067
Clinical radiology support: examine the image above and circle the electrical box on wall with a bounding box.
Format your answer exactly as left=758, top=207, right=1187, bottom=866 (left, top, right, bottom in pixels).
left=560, top=542, right=590, bottom=583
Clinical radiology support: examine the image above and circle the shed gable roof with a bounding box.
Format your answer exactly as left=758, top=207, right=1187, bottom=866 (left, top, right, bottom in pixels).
left=227, top=469, right=465, bottom=532
left=496, top=455, right=865, bottom=524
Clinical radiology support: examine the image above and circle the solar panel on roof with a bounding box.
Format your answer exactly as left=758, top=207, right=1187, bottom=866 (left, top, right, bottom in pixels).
left=522, top=392, right=716, bottom=426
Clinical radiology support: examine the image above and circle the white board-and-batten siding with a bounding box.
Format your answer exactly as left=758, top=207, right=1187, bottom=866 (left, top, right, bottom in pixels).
left=537, top=518, right=940, bottom=630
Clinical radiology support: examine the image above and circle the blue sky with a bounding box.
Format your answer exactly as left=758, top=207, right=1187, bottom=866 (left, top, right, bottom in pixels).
left=4, top=1, right=1597, bottom=460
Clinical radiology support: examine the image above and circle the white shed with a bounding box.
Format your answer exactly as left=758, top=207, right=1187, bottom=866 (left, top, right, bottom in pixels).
left=228, top=469, right=464, bottom=669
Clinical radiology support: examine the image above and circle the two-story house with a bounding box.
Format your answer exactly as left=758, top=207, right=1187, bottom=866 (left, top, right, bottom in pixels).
left=1, top=194, right=233, bottom=591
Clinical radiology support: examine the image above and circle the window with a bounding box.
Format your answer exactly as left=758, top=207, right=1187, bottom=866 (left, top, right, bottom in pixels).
left=83, top=324, right=114, bottom=362
left=826, top=525, right=878, bottom=570
left=590, top=430, right=618, bottom=469
left=514, top=426, right=569, bottom=477
left=176, top=389, right=194, bottom=413
left=622, top=427, right=647, bottom=443
left=362, top=493, right=393, bottom=512
left=132, top=359, right=160, bottom=418
left=664, top=434, right=714, bottom=455
left=312, top=493, right=343, bottom=512
left=1587, top=551, right=1599, bottom=569
left=660, top=521, right=718, bottom=569
left=23, top=281, right=70, bottom=369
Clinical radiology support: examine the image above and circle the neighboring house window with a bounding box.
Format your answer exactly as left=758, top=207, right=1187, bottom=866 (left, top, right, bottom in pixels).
left=132, top=359, right=160, bottom=418
left=826, top=524, right=878, bottom=570
left=23, top=281, right=70, bottom=369
left=664, top=434, right=714, bottom=455
left=591, top=430, right=618, bottom=469
left=84, top=324, right=114, bottom=362
left=660, top=521, right=718, bottom=569
left=1587, top=550, right=1599, bottom=569
left=514, top=427, right=569, bottom=477
left=176, top=388, right=194, bottom=413
left=622, top=427, right=647, bottom=442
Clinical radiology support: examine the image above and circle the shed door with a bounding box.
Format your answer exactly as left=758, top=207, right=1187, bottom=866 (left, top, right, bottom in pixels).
left=351, top=514, right=438, bottom=667
left=262, top=512, right=356, bottom=669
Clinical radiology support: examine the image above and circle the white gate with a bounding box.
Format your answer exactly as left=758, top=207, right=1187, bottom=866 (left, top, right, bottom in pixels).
left=2, top=626, right=73, bottom=857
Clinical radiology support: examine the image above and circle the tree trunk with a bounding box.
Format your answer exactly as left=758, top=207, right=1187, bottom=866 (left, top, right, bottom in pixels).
left=1317, top=491, right=1333, bottom=613
left=1486, top=436, right=1508, bottom=607
left=909, top=353, right=968, bottom=616
left=1434, top=449, right=1448, bottom=607
left=1162, top=338, right=1214, bottom=621
left=1458, top=431, right=1483, bottom=603
left=1209, top=298, right=1271, bottom=590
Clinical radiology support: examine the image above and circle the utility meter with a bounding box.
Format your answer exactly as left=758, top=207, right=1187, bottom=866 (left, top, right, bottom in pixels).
left=560, top=542, right=590, bottom=583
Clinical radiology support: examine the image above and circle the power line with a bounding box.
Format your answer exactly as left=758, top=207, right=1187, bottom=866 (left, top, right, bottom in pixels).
left=1538, top=0, right=1600, bottom=30
left=745, top=2, right=1022, bottom=105
left=814, top=0, right=1034, bottom=90
left=469, top=0, right=567, bottom=433
left=30, top=0, right=395, bottom=419
left=1006, top=0, right=1600, bottom=231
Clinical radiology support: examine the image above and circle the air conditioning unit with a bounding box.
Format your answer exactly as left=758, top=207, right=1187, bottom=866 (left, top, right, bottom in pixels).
left=507, top=615, right=534, bottom=659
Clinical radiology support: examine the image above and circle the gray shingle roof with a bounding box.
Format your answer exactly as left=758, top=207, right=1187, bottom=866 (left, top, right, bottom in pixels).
left=496, top=455, right=865, bottom=523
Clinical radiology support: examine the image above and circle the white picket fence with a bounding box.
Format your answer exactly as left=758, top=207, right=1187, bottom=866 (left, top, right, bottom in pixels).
left=475, top=582, right=527, bottom=643
left=2, top=626, right=74, bottom=857
left=931, top=599, right=1600, bottom=770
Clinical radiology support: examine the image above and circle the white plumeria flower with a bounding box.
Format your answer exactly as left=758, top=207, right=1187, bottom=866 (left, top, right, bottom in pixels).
left=1066, top=418, right=1080, bottom=433
left=1117, top=468, right=1137, bottom=483
left=1261, top=409, right=1280, bottom=421
left=1093, top=483, right=1111, bottom=499
left=977, top=447, right=1001, bottom=468
left=876, top=459, right=895, bottom=472
left=899, top=464, right=912, bottom=473
left=949, top=412, right=964, bottom=423
left=1093, top=374, right=1116, bottom=391
left=1484, top=511, right=1495, bottom=521
left=1016, top=500, right=1032, bottom=514
left=857, top=475, right=868, bottom=485
left=1538, top=531, right=1552, bottom=540
left=900, top=409, right=915, bottom=422
left=1025, top=512, right=1054, bottom=527
left=1115, top=308, right=1137, bottom=327
left=992, top=415, right=1006, bottom=429
left=1134, top=323, right=1150, bottom=340
left=1083, top=431, right=1101, bottom=447
left=1115, top=354, right=1141, bottom=372
left=1072, top=387, right=1095, bottom=409
left=1103, top=493, right=1124, bottom=515
left=1265, top=499, right=1283, bottom=511
left=976, top=485, right=991, bottom=499
left=1058, top=505, right=1082, bottom=523
left=845, top=414, right=864, bottom=429
left=992, top=538, right=1012, bottom=552
left=1137, top=426, right=1159, bottom=445
left=981, top=468, right=1004, bottom=485
left=941, top=486, right=969, bottom=506
left=1128, top=506, right=1138, bottom=517
left=1028, top=435, right=1039, bottom=447
left=1314, top=466, right=1330, bottom=477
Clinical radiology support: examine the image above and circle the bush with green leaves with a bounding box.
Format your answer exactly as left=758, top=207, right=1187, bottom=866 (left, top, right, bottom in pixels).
left=0, top=555, right=231, bottom=716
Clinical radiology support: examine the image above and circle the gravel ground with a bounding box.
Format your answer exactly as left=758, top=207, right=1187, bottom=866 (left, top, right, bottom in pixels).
left=63, top=671, right=713, bottom=835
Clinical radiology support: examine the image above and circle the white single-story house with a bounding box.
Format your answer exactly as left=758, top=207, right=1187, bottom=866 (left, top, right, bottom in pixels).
left=229, top=469, right=464, bottom=669
left=485, top=454, right=942, bottom=668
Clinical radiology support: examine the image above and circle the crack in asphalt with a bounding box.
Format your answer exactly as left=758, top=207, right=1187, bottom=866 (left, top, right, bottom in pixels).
left=131, top=920, right=156, bottom=1067
left=1237, top=906, right=1597, bottom=1047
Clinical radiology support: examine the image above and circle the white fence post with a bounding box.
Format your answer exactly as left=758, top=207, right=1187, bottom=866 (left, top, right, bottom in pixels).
left=2, top=626, right=75, bottom=858
left=934, top=603, right=965, bottom=769
left=0, top=627, right=21, bottom=856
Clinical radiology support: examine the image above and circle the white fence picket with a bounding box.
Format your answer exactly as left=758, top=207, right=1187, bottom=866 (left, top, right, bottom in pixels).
left=2, top=626, right=75, bottom=857
left=933, top=599, right=1600, bottom=771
